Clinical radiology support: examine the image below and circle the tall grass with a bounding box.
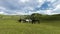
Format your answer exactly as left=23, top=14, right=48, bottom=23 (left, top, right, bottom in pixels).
left=0, top=15, right=60, bottom=34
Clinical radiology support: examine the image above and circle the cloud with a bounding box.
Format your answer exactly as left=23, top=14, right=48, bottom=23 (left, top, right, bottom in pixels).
left=19, top=0, right=29, bottom=3
left=0, top=6, right=6, bottom=14
left=53, top=4, right=60, bottom=11
left=0, top=0, right=60, bottom=15
left=47, top=0, right=56, bottom=3
left=49, top=4, right=60, bottom=15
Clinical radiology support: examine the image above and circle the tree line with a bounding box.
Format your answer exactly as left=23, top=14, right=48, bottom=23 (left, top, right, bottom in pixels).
left=25, top=13, right=60, bottom=21
left=18, top=13, right=60, bottom=24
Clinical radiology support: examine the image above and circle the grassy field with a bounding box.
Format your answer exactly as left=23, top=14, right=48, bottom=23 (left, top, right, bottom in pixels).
left=0, top=15, right=60, bottom=34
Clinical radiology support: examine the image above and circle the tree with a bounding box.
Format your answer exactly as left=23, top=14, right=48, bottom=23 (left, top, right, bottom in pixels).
left=30, top=13, right=42, bottom=24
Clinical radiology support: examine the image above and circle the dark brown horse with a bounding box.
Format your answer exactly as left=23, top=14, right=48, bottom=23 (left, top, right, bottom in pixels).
left=32, top=19, right=40, bottom=24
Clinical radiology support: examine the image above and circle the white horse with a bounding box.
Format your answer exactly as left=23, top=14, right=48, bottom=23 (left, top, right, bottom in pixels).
left=26, top=19, right=32, bottom=23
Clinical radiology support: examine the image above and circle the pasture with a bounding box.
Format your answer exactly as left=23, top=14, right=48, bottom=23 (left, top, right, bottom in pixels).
left=0, top=15, right=60, bottom=34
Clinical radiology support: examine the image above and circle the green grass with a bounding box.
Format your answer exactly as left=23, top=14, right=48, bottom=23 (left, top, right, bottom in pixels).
left=0, top=19, right=60, bottom=34
left=0, top=15, right=60, bottom=34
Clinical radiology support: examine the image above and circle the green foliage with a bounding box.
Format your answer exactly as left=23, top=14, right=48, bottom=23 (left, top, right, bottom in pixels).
left=30, top=13, right=42, bottom=20
left=23, top=13, right=60, bottom=22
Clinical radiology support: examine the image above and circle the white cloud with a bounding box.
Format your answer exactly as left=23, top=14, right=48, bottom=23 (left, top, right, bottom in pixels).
left=47, top=0, right=56, bottom=3
left=45, top=10, right=52, bottom=15
left=38, top=0, right=45, bottom=3
left=44, top=4, right=60, bottom=15
left=0, top=7, right=6, bottom=14
left=0, top=7, right=6, bottom=10
left=27, top=7, right=34, bottom=10
left=37, top=0, right=45, bottom=7
left=0, top=12, right=4, bottom=14
left=15, top=12, right=28, bottom=15
left=29, top=11, right=40, bottom=14
left=0, top=0, right=60, bottom=15
left=53, top=4, right=60, bottom=11
left=19, top=0, right=29, bottom=3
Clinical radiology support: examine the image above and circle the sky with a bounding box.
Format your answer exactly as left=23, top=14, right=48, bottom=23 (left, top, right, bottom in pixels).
left=0, top=0, right=60, bottom=15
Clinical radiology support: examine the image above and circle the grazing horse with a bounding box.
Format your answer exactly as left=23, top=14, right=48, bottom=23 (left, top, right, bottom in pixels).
left=18, top=19, right=40, bottom=24
left=18, top=19, right=26, bottom=23
left=32, top=20, right=40, bottom=24
left=18, top=19, right=32, bottom=23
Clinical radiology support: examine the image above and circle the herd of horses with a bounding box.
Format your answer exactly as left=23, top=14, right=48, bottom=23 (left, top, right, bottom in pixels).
left=18, top=19, right=40, bottom=24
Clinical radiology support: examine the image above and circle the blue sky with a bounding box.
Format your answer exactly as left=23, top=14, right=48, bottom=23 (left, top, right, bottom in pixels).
left=0, top=0, right=60, bottom=15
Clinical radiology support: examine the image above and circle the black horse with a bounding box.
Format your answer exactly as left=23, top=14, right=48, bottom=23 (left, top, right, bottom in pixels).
left=32, top=19, right=40, bottom=24
left=18, top=19, right=26, bottom=23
